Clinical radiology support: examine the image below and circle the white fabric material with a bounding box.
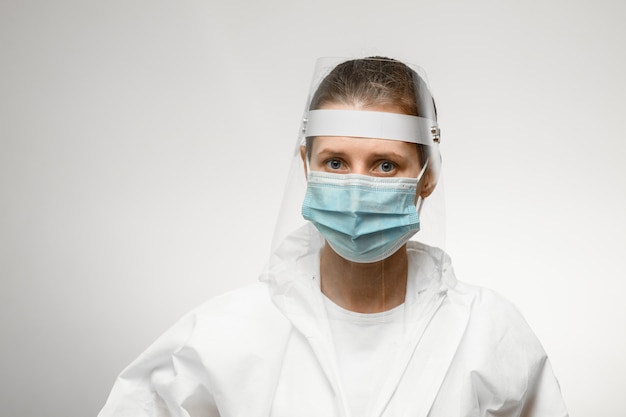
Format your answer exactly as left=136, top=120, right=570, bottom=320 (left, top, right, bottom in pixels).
left=324, top=297, right=405, bottom=417
left=98, top=224, right=568, bottom=417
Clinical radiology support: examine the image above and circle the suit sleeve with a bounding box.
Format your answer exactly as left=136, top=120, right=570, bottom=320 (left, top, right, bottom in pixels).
left=97, top=310, right=220, bottom=417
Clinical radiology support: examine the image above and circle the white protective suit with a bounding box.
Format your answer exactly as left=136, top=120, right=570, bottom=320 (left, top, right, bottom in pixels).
left=98, top=224, right=568, bottom=417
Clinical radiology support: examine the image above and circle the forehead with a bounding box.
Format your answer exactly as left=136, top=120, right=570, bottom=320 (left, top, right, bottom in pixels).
left=311, top=135, right=418, bottom=159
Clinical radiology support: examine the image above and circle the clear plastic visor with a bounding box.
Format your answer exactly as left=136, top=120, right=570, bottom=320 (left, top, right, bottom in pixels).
left=262, top=57, right=447, bottom=328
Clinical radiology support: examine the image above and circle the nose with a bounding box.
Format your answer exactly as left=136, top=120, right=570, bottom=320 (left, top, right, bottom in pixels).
left=351, top=162, right=369, bottom=176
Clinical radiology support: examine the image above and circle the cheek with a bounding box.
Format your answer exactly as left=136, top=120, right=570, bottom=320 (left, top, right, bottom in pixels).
left=400, top=159, right=422, bottom=178
left=409, top=163, right=423, bottom=178
left=309, top=156, right=325, bottom=171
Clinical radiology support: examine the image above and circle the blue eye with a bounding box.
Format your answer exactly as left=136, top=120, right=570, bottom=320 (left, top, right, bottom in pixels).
left=326, top=159, right=343, bottom=170
left=379, top=161, right=395, bottom=172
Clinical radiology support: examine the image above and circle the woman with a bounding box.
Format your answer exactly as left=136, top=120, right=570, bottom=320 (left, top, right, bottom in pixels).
left=99, top=57, right=568, bottom=417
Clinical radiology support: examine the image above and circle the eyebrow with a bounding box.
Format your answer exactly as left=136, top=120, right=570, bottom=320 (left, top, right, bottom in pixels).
left=314, top=148, right=349, bottom=159
left=314, top=148, right=409, bottom=162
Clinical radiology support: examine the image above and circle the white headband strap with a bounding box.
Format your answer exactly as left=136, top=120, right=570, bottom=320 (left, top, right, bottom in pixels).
left=304, top=109, right=438, bottom=145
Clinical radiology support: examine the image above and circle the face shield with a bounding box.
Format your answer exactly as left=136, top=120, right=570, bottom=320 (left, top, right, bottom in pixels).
left=262, top=57, right=447, bottom=326
left=271, top=57, right=444, bottom=256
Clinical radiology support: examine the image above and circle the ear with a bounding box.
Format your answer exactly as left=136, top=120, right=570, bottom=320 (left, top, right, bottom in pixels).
left=419, top=168, right=439, bottom=199
left=299, top=145, right=308, bottom=178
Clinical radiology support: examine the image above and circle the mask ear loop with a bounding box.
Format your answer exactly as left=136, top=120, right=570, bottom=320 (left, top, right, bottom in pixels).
left=304, top=146, right=312, bottom=180
left=416, top=158, right=430, bottom=214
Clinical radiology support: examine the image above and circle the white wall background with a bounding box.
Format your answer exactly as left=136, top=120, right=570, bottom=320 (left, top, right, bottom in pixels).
left=1, top=0, right=624, bottom=415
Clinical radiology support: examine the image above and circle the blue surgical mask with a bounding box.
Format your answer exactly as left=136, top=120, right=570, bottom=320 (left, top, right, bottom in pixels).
left=301, top=172, right=422, bottom=263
